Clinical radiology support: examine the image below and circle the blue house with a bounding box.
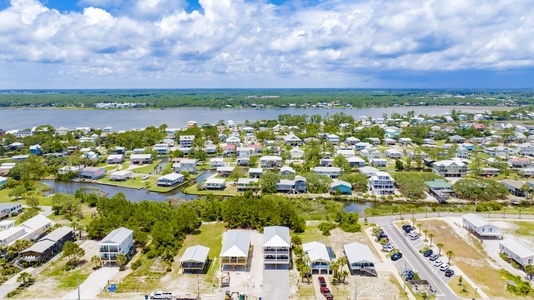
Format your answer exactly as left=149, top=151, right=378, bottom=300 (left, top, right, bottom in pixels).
left=384, top=128, right=400, bottom=138
left=330, top=180, right=352, bottom=195
left=30, top=145, right=42, bottom=155
left=0, top=176, right=7, bottom=187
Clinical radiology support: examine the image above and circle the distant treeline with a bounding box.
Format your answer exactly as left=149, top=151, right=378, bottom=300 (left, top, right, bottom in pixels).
left=1, top=89, right=534, bottom=108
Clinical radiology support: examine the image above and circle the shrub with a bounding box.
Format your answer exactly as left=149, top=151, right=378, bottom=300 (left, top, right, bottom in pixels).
left=131, top=260, right=142, bottom=270
left=318, top=222, right=336, bottom=236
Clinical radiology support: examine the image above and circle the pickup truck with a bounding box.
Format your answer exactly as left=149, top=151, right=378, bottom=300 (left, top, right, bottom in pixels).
left=150, top=291, right=173, bottom=299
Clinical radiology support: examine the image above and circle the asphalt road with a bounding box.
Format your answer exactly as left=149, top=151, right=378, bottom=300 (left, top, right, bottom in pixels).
left=381, top=222, right=459, bottom=300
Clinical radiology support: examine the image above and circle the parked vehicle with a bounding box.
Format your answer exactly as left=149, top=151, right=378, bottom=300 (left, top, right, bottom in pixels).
left=429, top=254, right=439, bottom=261
left=377, top=233, right=389, bottom=241
left=221, top=273, right=230, bottom=287
left=391, top=252, right=403, bottom=261
left=402, top=270, right=415, bottom=280
left=150, top=291, right=173, bottom=300
left=439, top=264, right=449, bottom=271
left=423, top=249, right=433, bottom=257
left=402, top=224, right=412, bottom=232
left=320, top=287, right=334, bottom=300
left=384, top=243, right=396, bottom=252
left=410, top=234, right=419, bottom=241
left=445, top=269, right=455, bottom=277
left=434, top=259, right=443, bottom=267
left=318, top=276, right=327, bottom=287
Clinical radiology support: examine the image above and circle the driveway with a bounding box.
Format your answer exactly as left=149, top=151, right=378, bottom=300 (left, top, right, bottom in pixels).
left=62, top=267, right=120, bottom=300
left=263, top=268, right=290, bottom=300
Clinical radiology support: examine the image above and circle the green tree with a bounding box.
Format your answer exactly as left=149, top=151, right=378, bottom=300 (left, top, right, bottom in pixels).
left=26, top=195, right=40, bottom=209
left=446, top=250, right=454, bottom=264
left=116, top=253, right=127, bottom=270
left=437, top=243, right=444, bottom=256
left=395, top=159, right=404, bottom=171
left=13, top=239, right=32, bottom=258
left=259, top=171, right=280, bottom=194
left=333, top=154, right=351, bottom=173
left=525, top=264, right=534, bottom=280
left=91, top=255, right=102, bottom=269
left=428, top=233, right=434, bottom=247
left=17, top=272, right=32, bottom=285
left=62, top=241, right=86, bottom=265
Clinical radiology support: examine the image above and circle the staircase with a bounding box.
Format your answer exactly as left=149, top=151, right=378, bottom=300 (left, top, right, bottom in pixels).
left=360, top=267, right=378, bottom=277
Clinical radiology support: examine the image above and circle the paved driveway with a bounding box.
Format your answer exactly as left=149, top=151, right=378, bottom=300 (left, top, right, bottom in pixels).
left=263, top=268, right=290, bottom=300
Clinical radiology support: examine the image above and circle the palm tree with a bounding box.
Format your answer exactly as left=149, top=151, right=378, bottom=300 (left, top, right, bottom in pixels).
left=446, top=250, right=454, bottom=265
left=91, top=255, right=102, bottom=269
left=13, top=239, right=32, bottom=259
left=77, top=224, right=85, bottom=239
left=428, top=233, right=435, bottom=247
left=524, top=264, right=534, bottom=280
left=423, top=229, right=428, bottom=240
left=437, top=243, right=444, bottom=256
left=329, top=261, right=340, bottom=284
left=70, top=221, right=79, bottom=236
left=302, top=265, right=312, bottom=284
left=116, top=253, right=127, bottom=271
left=417, top=223, right=423, bottom=234
left=411, top=217, right=416, bottom=227
left=17, top=272, right=32, bottom=285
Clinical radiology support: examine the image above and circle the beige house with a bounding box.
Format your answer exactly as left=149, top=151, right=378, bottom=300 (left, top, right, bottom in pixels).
left=220, top=230, right=251, bottom=271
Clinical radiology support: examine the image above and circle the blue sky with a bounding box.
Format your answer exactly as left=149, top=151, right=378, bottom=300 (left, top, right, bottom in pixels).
left=0, top=0, right=534, bottom=89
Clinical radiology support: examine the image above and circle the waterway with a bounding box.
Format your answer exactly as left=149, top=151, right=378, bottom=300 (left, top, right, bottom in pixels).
left=0, top=106, right=486, bottom=131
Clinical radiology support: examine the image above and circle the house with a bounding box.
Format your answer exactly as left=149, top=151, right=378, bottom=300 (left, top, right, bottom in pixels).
left=345, top=137, right=360, bottom=146
left=290, top=147, right=305, bottom=160
left=326, top=134, right=340, bottom=145
left=481, top=167, right=500, bottom=177
left=302, top=241, right=331, bottom=274
left=449, top=135, right=466, bottom=143
left=236, top=178, right=259, bottom=191
left=0, top=227, right=27, bottom=245
left=19, top=214, right=54, bottom=242
left=370, top=158, right=387, bottom=167
left=153, top=143, right=169, bottom=155
left=368, top=138, right=381, bottom=145
left=462, top=213, right=502, bottom=239
left=12, top=155, right=30, bottom=161
left=237, top=157, right=250, bottom=166
left=385, top=149, right=402, bottom=159
left=204, top=178, right=226, bottom=190
left=20, top=226, right=74, bottom=264
left=355, top=142, right=371, bottom=150
left=107, top=154, right=124, bottom=164
left=217, top=166, right=235, bottom=177
left=280, top=166, right=296, bottom=176
left=500, top=239, right=534, bottom=267
left=330, top=180, right=352, bottom=194
left=15, top=130, right=32, bottom=138
left=263, top=226, right=291, bottom=265
left=249, top=168, right=263, bottom=178
left=361, top=148, right=382, bottom=160
left=156, top=173, right=184, bottom=187
left=320, top=158, right=333, bottom=167
left=130, top=154, right=152, bottom=164
left=58, top=166, right=81, bottom=175
left=226, top=136, right=241, bottom=145
left=179, top=135, right=195, bottom=148
left=501, top=179, right=526, bottom=197
left=510, top=158, right=531, bottom=168
left=0, top=220, right=15, bottom=232
left=517, top=143, right=534, bottom=157
left=433, top=160, right=467, bottom=177
left=237, top=147, right=255, bottom=158
left=276, top=176, right=307, bottom=194
left=203, top=141, right=217, bottom=154
left=473, top=123, right=485, bottom=131
left=312, top=167, right=341, bottom=179
left=222, top=144, right=236, bottom=156
left=369, top=171, right=395, bottom=195
left=173, top=159, right=197, bottom=174
left=9, top=142, right=24, bottom=150
left=399, top=138, right=412, bottom=145
left=210, top=158, right=226, bottom=169
left=456, top=147, right=469, bottom=159
left=99, top=227, right=135, bottom=265
left=80, top=167, right=106, bottom=180
left=343, top=242, right=377, bottom=276
left=163, top=136, right=176, bottom=146
left=519, top=167, right=534, bottom=177
left=284, top=134, right=302, bottom=146
left=55, top=126, right=70, bottom=135
left=30, top=145, right=42, bottom=155
left=359, top=166, right=379, bottom=177
left=220, top=230, right=251, bottom=271
left=384, top=127, right=400, bottom=138
left=132, top=148, right=145, bottom=154
left=336, top=149, right=355, bottom=158
left=180, top=245, right=210, bottom=272
left=260, top=156, right=282, bottom=169
left=109, top=170, right=133, bottom=181
left=0, top=203, right=22, bottom=219
left=348, top=157, right=366, bottom=168
left=0, top=176, right=6, bottom=187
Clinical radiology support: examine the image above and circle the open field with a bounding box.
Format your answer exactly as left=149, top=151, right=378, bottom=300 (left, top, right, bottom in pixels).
left=130, top=160, right=161, bottom=174
left=183, top=184, right=238, bottom=196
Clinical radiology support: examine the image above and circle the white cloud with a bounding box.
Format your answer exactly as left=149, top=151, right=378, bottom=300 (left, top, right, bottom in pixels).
left=0, top=0, right=534, bottom=88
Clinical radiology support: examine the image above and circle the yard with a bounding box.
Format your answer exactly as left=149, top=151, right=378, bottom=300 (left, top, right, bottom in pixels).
left=130, top=160, right=161, bottom=174
left=98, top=176, right=155, bottom=190
left=420, top=219, right=520, bottom=299
left=447, top=276, right=481, bottom=299
left=183, top=184, right=238, bottom=196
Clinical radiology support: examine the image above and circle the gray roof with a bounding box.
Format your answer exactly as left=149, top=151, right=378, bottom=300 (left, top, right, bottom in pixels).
left=220, top=230, right=251, bottom=258
left=501, top=239, right=534, bottom=259
left=21, top=240, right=55, bottom=254
left=100, top=227, right=133, bottom=245
left=20, top=214, right=52, bottom=231
left=462, top=213, right=491, bottom=228
left=263, top=226, right=290, bottom=247
left=180, top=245, right=210, bottom=263
left=0, top=203, right=20, bottom=210
left=303, top=241, right=330, bottom=263
left=40, top=226, right=73, bottom=243
left=343, top=242, right=376, bottom=265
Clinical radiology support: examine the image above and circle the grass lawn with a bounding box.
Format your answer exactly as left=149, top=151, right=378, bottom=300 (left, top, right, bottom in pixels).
left=114, top=256, right=161, bottom=293
left=98, top=176, right=154, bottom=190
left=296, top=282, right=315, bottom=298
left=421, top=220, right=516, bottom=298
left=512, top=221, right=534, bottom=236
left=148, top=182, right=186, bottom=193
left=183, top=185, right=238, bottom=196
left=131, top=160, right=161, bottom=174
left=448, top=276, right=481, bottom=299
left=297, top=224, right=330, bottom=246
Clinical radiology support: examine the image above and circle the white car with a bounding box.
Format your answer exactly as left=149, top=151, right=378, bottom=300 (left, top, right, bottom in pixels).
left=410, top=234, right=419, bottom=240
left=439, top=264, right=449, bottom=271
left=384, top=245, right=396, bottom=252
left=434, top=259, right=443, bottom=267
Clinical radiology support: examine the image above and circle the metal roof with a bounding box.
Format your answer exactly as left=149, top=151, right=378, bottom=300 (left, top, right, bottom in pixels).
left=99, top=227, right=133, bottom=245
left=220, top=230, right=251, bottom=258
left=263, top=226, right=290, bottom=248
left=20, top=214, right=53, bottom=231
left=303, top=241, right=330, bottom=263
left=21, top=240, right=55, bottom=254
left=180, top=245, right=210, bottom=263
left=462, top=213, right=492, bottom=228
left=343, top=242, right=376, bottom=265
left=500, top=239, right=534, bottom=259
left=40, top=226, right=73, bottom=243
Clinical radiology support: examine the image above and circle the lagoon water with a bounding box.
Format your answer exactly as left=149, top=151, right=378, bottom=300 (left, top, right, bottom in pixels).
left=0, top=106, right=484, bottom=131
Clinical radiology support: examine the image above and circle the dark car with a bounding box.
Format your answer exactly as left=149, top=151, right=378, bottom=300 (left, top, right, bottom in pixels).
left=320, top=287, right=334, bottom=300
left=391, top=252, right=403, bottom=261
left=377, top=233, right=389, bottom=241
left=429, top=254, right=439, bottom=261
left=403, top=270, right=415, bottom=280
left=423, top=249, right=433, bottom=257
left=445, top=269, right=455, bottom=277
left=318, top=276, right=327, bottom=287
left=402, top=224, right=412, bottom=232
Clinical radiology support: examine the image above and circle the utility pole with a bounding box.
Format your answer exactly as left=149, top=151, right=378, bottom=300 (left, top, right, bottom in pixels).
left=403, top=261, right=407, bottom=295
left=354, top=277, right=357, bottom=300
left=197, top=274, right=200, bottom=299
left=77, top=275, right=81, bottom=300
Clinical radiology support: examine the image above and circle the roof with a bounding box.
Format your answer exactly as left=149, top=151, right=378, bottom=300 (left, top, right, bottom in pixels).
left=462, top=213, right=492, bottom=228
left=21, top=240, right=55, bottom=254
left=206, top=178, right=226, bottom=184
left=343, top=242, right=376, bottom=264
left=500, top=239, right=534, bottom=259
left=303, top=241, right=330, bottom=263
left=237, top=178, right=258, bottom=184
left=425, top=179, right=452, bottom=189
left=82, top=167, right=105, bottom=172
left=331, top=180, right=351, bottom=188
left=158, top=173, right=184, bottom=181
left=40, top=226, right=73, bottom=243
left=501, top=179, right=524, bottom=190
left=0, top=227, right=26, bottom=241
left=434, top=160, right=465, bottom=167
left=220, top=230, right=251, bottom=258
left=180, top=245, right=210, bottom=263
left=20, top=214, right=53, bottom=231
left=110, top=170, right=133, bottom=176
left=263, top=226, right=290, bottom=248
left=313, top=167, right=341, bottom=172
left=100, top=227, right=133, bottom=245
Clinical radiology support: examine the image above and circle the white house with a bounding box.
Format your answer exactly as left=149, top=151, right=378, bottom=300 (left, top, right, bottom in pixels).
left=173, top=159, right=197, bottom=174
left=280, top=166, right=296, bottom=176
left=290, top=147, right=305, bottom=160
left=284, top=134, right=302, bottom=146
left=500, top=239, right=534, bottom=267
left=336, top=149, right=355, bottom=158
left=433, top=160, right=468, bottom=177
left=369, top=171, right=395, bottom=195
left=312, top=167, right=342, bottom=179
left=19, top=214, right=54, bottom=242
left=210, top=158, right=226, bottom=169
left=348, top=157, right=366, bottom=168
left=153, top=143, right=169, bottom=155
left=260, top=156, right=282, bottom=169
left=237, top=147, right=255, bottom=158
left=326, top=134, right=340, bottom=145
left=220, top=230, right=251, bottom=271
left=130, top=154, right=152, bottom=164
left=343, top=242, right=377, bottom=276
left=179, top=135, right=195, bottom=148
left=0, top=220, right=15, bottom=232
left=263, top=226, right=291, bottom=265
left=109, top=170, right=133, bottom=181
left=462, top=213, right=502, bottom=238
left=302, top=241, right=331, bottom=274
left=385, top=149, right=402, bottom=159
left=359, top=166, right=379, bottom=177
left=107, top=154, right=124, bottom=164
left=204, top=178, right=226, bottom=190
left=236, top=178, right=259, bottom=191
left=370, top=158, right=387, bottom=167
left=156, top=173, right=184, bottom=187
left=226, top=136, right=241, bottom=145
left=99, top=227, right=135, bottom=265
left=180, top=245, right=210, bottom=272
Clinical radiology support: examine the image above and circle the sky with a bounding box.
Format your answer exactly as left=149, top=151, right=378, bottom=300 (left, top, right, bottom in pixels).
left=0, top=0, right=534, bottom=89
